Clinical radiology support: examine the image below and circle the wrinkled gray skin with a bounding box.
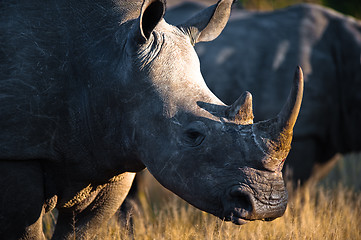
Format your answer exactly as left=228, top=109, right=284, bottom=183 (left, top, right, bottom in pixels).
left=0, top=0, right=303, bottom=239
left=166, top=2, right=361, bottom=186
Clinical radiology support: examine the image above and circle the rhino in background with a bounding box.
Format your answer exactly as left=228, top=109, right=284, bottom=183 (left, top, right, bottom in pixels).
left=166, top=2, right=361, bottom=186
left=0, top=0, right=304, bottom=239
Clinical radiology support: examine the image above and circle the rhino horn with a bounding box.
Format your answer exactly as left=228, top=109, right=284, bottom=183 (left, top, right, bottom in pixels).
left=254, top=66, right=304, bottom=171
left=277, top=66, right=304, bottom=138
left=226, top=91, right=254, bottom=125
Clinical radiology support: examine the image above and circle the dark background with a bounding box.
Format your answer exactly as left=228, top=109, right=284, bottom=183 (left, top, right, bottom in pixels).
left=167, top=0, right=361, bottom=19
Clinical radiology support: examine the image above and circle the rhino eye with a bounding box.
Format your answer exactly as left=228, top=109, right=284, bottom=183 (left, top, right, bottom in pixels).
left=185, top=129, right=205, bottom=146
left=183, top=121, right=207, bottom=147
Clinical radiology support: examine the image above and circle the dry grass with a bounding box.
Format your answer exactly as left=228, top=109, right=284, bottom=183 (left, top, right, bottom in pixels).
left=94, top=186, right=360, bottom=240
left=44, top=154, right=361, bottom=239
left=240, top=0, right=323, bottom=11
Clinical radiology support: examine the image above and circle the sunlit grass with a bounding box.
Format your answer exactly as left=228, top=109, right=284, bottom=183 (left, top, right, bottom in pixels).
left=44, top=154, right=361, bottom=239
left=92, top=184, right=360, bottom=240
left=240, top=0, right=323, bottom=11
left=237, top=0, right=361, bottom=19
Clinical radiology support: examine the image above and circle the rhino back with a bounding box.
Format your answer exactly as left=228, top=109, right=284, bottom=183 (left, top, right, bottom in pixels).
left=0, top=1, right=70, bottom=159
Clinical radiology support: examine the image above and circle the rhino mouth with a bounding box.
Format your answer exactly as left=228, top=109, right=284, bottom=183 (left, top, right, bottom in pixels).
left=223, top=210, right=251, bottom=225
left=221, top=188, right=254, bottom=225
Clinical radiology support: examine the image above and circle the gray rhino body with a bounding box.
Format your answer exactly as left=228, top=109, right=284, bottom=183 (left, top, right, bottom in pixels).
left=0, top=0, right=303, bottom=239
left=167, top=2, right=361, bottom=185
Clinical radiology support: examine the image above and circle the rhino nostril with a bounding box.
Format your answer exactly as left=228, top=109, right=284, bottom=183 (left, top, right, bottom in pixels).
left=229, top=189, right=253, bottom=214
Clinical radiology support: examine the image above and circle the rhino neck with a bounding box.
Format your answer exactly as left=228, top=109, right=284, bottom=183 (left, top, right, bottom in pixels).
left=115, top=0, right=145, bottom=24
left=53, top=1, right=146, bottom=174
left=68, top=0, right=144, bottom=24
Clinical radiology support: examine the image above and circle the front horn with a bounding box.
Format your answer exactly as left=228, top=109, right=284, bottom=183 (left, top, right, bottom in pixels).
left=253, top=66, right=304, bottom=171
left=276, top=66, right=304, bottom=136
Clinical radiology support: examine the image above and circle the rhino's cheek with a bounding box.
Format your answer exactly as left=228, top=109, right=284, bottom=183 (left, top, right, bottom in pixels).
left=151, top=163, right=226, bottom=216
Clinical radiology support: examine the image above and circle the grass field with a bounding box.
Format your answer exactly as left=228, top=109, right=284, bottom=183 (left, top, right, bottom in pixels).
left=100, top=188, right=361, bottom=240
left=43, top=153, right=361, bottom=239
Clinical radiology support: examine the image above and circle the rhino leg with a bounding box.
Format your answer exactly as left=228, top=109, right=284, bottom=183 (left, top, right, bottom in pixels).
left=307, top=153, right=341, bottom=188
left=283, top=139, right=313, bottom=185
left=0, top=161, right=46, bottom=240
left=284, top=138, right=338, bottom=188
left=52, top=172, right=135, bottom=239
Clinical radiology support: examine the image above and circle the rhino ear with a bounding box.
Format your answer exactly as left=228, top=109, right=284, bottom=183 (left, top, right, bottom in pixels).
left=133, top=0, right=166, bottom=43
left=178, top=0, right=233, bottom=45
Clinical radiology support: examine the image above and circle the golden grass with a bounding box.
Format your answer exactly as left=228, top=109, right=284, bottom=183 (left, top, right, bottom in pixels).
left=94, top=185, right=360, bottom=240
left=44, top=154, right=361, bottom=239
left=240, top=0, right=323, bottom=11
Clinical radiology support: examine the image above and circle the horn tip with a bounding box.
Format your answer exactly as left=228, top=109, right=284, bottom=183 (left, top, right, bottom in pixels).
left=294, top=66, right=304, bottom=88
left=295, top=65, right=304, bottom=79
left=226, top=91, right=254, bottom=124
left=243, top=91, right=252, bottom=101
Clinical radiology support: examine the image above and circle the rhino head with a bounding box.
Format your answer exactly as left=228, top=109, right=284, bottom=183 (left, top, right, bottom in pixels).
left=121, top=0, right=304, bottom=224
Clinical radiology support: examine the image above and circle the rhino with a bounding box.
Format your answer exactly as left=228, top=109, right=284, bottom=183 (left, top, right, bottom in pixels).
left=0, top=0, right=304, bottom=239
left=166, top=2, right=361, bottom=186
